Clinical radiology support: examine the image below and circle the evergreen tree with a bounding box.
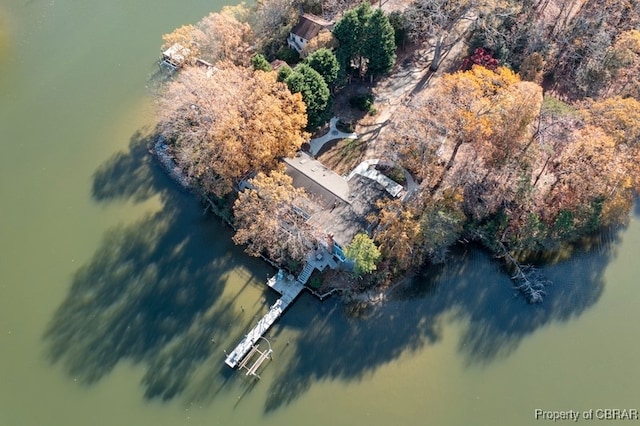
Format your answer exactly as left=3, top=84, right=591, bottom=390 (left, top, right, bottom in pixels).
left=285, top=63, right=331, bottom=129
left=251, top=53, right=272, bottom=72
left=305, top=48, right=339, bottom=84
left=333, top=3, right=396, bottom=78
left=333, top=3, right=371, bottom=75
left=364, top=9, right=396, bottom=77
left=276, top=63, right=293, bottom=82
left=388, top=11, right=407, bottom=48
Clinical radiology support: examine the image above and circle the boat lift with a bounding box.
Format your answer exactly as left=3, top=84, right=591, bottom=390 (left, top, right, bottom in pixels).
left=237, top=337, right=273, bottom=380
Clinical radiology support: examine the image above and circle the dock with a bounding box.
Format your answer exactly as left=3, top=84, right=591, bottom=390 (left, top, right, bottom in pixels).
left=225, top=272, right=304, bottom=369
left=160, top=43, right=191, bottom=70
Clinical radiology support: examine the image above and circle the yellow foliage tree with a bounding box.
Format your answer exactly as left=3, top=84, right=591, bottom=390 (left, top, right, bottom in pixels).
left=580, top=96, right=640, bottom=147
left=488, top=80, right=544, bottom=164
left=161, top=25, right=204, bottom=64
left=220, top=2, right=252, bottom=22
left=158, top=65, right=308, bottom=197
left=424, top=66, right=541, bottom=189
left=300, top=30, right=338, bottom=58
left=373, top=199, right=424, bottom=271
left=233, top=171, right=317, bottom=264
left=198, top=12, right=254, bottom=66
left=608, top=29, right=640, bottom=68
left=580, top=95, right=640, bottom=195
left=605, top=29, right=640, bottom=98
left=545, top=125, right=622, bottom=222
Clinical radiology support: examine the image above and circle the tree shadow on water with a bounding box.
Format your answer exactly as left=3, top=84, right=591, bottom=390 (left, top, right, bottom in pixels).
left=91, top=129, right=166, bottom=203
left=390, top=229, right=620, bottom=367
left=44, top=131, right=250, bottom=401
left=447, top=234, right=616, bottom=365
left=57, top=129, right=634, bottom=407
left=264, top=288, right=444, bottom=412
left=265, top=224, right=626, bottom=412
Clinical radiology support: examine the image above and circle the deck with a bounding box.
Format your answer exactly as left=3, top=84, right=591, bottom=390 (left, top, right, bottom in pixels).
left=224, top=273, right=304, bottom=368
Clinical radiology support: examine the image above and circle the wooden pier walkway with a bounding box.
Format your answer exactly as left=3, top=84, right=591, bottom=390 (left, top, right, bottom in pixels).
left=225, top=272, right=304, bottom=369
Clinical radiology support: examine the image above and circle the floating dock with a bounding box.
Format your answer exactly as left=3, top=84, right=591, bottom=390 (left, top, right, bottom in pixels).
left=225, top=272, right=304, bottom=369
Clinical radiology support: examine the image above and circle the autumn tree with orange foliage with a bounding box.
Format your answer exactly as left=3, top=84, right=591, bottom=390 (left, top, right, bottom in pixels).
left=373, top=189, right=467, bottom=268
left=161, top=25, right=204, bottom=65
left=161, top=11, right=254, bottom=67
left=604, top=29, right=640, bottom=98
left=544, top=126, right=618, bottom=234
left=385, top=66, right=545, bottom=259
left=580, top=96, right=640, bottom=150
left=419, top=66, right=542, bottom=190
left=484, top=93, right=640, bottom=252
left=198, top=11, right=254, bottom=66
left=300, top=30, right=338, bottom=58
left=372, top=199, right=424, bottom=271
left=384, top=65, right=639, bottom=260
left=157, top=65, right=308, bottom=197
left=233, top=171, right=317, bottom=264
left=579, top=96, right=640, bottom=221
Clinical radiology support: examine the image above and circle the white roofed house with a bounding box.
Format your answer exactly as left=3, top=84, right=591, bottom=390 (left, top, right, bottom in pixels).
left=287, top=13, right=334, bottom=54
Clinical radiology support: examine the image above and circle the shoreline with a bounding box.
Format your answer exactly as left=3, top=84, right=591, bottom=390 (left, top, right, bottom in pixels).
left=151, top=135, right=353, bottom=303
left=150, top=135, right=567, bottom=305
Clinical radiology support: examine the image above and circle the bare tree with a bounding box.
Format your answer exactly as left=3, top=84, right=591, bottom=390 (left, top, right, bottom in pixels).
left=197, top=12, right=254, bottom=66
left=251, top=0, right=299, bottom=57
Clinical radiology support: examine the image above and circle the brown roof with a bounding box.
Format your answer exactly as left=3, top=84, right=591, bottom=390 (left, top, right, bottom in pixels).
left=290, top=13, right=333, bottom=41
left=270, top=59, right=287, bottom=70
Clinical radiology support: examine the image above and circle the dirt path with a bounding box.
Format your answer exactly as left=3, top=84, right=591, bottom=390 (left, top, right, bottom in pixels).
left=357, top=16, right=475, bottom=162
left=358, top=51, right=433, bottom=160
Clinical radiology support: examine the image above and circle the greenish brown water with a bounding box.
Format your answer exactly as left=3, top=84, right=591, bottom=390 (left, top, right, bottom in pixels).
left=1, top=1, right=640, bottom=425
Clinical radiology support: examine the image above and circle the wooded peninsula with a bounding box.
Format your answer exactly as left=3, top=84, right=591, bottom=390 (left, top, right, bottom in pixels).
left=154, top=0, right=640, bottom=302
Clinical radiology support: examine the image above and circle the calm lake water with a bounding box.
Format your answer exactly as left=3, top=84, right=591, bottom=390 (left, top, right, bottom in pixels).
left=1, top=1, right=639, bottom=425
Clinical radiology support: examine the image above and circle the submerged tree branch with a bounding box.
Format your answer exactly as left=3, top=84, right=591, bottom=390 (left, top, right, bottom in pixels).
left=497, top=241, right=551, bottom=303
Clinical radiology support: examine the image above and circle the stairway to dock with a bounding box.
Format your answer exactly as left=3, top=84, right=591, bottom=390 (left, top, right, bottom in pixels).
left=297, top=262, right=315, bottom=284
